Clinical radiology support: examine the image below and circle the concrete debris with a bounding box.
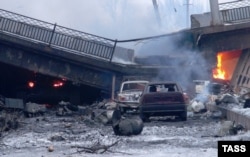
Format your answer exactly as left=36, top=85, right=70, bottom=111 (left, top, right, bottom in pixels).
left=198, top=110, right=223, bottom=120
left=215, top=93, right=239, bottom=105
left=104, top=101, right=118, bottom=110
left=216, top=120, right=245, bottom=137
left=0, top=111, right=19, bottom=132
left=210, top=110, right=223, bottom=119
left=49, top=134, right=66, bottom=142
left=190, top=100, right=207, bottom=113
left=92, top=109, right=111, bottom=125
left=217, top=120, right=234, bottom=137
left=55, top=100, right=116, bottom=126
left=90, top=99, right=117, bottom=110
left=56, top=101, right=76, bottom=116
left=24, top=102, right=46, bottom=117
left=0, top=82, right=248, bottom=139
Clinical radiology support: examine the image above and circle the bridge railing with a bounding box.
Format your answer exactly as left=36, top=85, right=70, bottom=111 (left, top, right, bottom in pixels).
left=219, top=0, right=250, bottom=23
left=0, top=9, right=116, bottom=61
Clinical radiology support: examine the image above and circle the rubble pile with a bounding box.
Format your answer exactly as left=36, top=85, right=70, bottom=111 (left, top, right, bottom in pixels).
left=216, top=120, right=245, bottom=137
left=24, top=102, right=47, bottom=117
left=188, top=81, right=250, bottom=131
left=0, top=111, right=19, bottom=132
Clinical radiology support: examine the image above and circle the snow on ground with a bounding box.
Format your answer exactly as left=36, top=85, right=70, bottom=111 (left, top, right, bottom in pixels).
left=1, top=112, right=250, bottom=157
left=223, top=103, right=250, bottom=118
left=232, top=107, right=250, bottom=118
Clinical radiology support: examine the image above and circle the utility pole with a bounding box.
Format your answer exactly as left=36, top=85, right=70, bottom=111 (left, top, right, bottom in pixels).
left=184, top=0, right=191, bottom=28
left=186, top=0, right=189, bottom=28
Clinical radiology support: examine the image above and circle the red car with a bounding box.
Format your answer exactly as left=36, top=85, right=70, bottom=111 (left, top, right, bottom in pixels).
left=139, top=81, right=188, bottom=122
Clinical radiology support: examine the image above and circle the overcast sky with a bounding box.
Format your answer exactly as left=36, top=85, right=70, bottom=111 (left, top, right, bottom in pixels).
left=0, top=0, right=235, bottom=58
left=0, top=0, right=213, bottom=40
left=0, top=0, right=233, bottom=40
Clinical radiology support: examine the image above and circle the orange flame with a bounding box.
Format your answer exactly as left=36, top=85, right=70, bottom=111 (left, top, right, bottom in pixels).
left=213, top=50, right=242, bottom=81
left=213, top=53, right=226, bottom=80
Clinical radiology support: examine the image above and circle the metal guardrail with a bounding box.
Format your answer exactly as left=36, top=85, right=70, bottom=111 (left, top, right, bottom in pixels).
left=0, top=9, right=116, bottom=61
left=219, top=0, right=250, bottom=10
left=219, top=0, right=250, bottom=23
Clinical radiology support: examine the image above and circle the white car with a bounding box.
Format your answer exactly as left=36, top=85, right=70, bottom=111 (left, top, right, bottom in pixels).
left=116, top=80, right=149, bottom=113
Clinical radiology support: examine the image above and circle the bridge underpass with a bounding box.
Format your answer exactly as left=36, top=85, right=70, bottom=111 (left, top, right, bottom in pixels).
left=0, top=31, right=159, bottom=105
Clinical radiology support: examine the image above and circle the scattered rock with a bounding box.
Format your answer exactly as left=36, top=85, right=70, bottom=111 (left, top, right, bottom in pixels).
left=49, top=134, right=65, bottom=142
left=24, top=102, right=46, bottom=117
left=216, top=120, right=234, bottom=137
left=48, top=145, right=54, bottom=152
left=216, top=94, right=239, bottom=105
left=216, top=121, right=245, bottom=137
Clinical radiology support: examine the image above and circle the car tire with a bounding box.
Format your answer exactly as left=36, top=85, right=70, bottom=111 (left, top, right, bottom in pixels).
left=179, top=112, right=187, bottom=121
left=140, top=112, right=150, bottom=122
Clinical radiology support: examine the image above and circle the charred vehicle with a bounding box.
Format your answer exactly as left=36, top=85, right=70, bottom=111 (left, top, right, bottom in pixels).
left=115, top=80, right=149, bottom=114
left=139, top=81, right=188, bottom=121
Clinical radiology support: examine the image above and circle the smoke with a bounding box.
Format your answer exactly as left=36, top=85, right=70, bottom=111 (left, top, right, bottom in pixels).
left=134, top=32, right=211, bottom=93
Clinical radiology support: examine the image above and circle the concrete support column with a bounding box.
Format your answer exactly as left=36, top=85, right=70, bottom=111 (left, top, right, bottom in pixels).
left=111, top=74, right=116, bottom=100
left=209, top=0, right=222, bottom=25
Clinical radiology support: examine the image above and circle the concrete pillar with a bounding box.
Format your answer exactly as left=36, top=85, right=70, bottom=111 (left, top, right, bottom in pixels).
left=209, top=0, right=222, bottom=25
left=111, top=74, right=116, bottom=100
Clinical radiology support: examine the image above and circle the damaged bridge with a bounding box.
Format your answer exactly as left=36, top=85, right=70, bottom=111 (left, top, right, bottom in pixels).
left=0, top=9, right=157, bottom=102
left=1, top=0, right=250, bottom=105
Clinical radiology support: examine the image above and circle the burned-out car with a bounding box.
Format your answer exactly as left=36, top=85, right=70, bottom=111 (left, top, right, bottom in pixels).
left=139, top=81, right=188, bottom=121
left=115, top=80, right=149, bottom=114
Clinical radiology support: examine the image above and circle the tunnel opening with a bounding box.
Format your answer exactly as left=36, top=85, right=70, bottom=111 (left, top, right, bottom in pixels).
left=0, top=62, right=106, bottom=106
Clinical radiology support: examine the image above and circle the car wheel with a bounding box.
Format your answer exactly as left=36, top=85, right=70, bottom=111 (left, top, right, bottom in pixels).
left=119, top=106, right=126, bottom=114
left=179, top=112, right=187, bottom=121
left=111, top=109, right=122, bottom=135
left=140, top=112, right=150, bottom=122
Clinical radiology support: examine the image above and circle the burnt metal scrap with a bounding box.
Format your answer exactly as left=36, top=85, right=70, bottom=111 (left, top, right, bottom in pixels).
left=71, top=140, right=119, bottom=154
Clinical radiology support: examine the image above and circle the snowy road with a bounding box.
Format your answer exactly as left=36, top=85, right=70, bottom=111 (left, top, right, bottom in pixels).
left=1, top=113, right=250, bottom=157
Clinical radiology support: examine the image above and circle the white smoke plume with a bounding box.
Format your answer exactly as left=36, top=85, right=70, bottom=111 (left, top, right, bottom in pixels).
left=133, top=32, right=212, bottom=95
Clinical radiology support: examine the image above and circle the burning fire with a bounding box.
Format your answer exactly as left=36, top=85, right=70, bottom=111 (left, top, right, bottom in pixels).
left=213, top=50, right=242, bottom=81
left=213, top=53, right=226, bottom=80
